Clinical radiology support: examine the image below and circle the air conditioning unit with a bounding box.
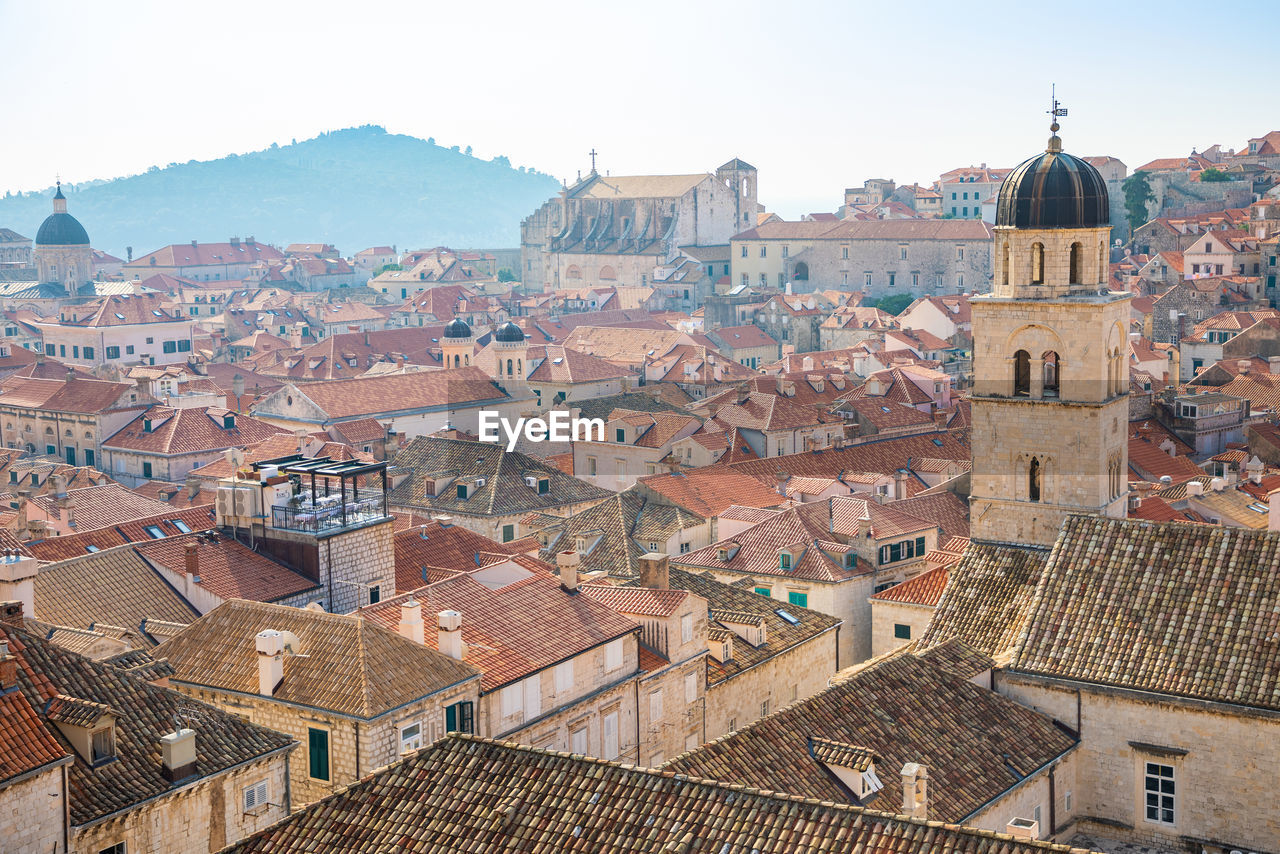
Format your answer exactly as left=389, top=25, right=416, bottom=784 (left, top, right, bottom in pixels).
left=524, top=476, right=538, bottom=489
left=475, top=477, right=486, bottom=488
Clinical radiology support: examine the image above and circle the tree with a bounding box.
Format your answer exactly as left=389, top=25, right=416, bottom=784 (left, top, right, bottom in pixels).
left=871, top=293, right=915, bottom=315
left=373, top=263, right=402, bottom=276
left=497, top=268, right=517, bottom=282
left=1199, top=168, right=1231, bottom=183
left=1122, top=172, right=1155, bottom=233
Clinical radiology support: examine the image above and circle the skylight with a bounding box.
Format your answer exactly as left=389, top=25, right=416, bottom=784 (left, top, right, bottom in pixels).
left=775, top=609, right=800, bottom=625
left=553, top=358, right=563, bottom=365
left=171, top=520, right=192, bottom=533
left=144, top=525, right=166, bottom=539
left=152, top=310, right=164, bottom=317
left=114, top=312, right=125, bottom=320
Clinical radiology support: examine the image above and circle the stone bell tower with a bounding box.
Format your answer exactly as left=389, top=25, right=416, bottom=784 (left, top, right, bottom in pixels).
left=969, top=112, right=1131, bottom=547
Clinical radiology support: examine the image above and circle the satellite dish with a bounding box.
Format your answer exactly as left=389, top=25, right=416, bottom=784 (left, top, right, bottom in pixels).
left=279, top=630, right=302, bottom=655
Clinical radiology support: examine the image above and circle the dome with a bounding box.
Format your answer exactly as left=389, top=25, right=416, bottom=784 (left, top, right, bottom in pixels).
left=494, top=321, right=525, bottom=343
left=35, top=184, right=90, bottom=246
left=443, top=318, right=472, bottom=339
left=995, top=137, right=1108, bottom=230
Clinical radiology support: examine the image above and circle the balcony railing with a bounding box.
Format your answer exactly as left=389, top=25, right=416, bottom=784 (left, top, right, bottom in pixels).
left=271, top=490, right=387, bottom=534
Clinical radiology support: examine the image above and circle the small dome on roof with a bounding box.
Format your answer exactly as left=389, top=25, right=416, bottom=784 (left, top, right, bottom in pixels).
left=443, top=318, right=472, bottom=339
left=36, top=183, right=90, bottom=246
left=494, top=321, right=524, bottom=343
left=995, top=132, right=1109, bottom=230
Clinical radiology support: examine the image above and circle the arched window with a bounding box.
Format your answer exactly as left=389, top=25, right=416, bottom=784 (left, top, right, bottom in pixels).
left=1013, top=350, right=1031, bottom=396
left=1002, top=242, right=1011, bottom=286
left=1031, top=243, right=1045, bottom=284
left=453, top=354, right=460, bottom=368
left=1069, top=242, right=1082, bottom=284
left=793, top=262, right=809, bottom=281
left=464, top=354, right=470, bottom=366
left=565, top=265, right=582, bottom=280
left=517, top=359, right=523, bottom=377
left=505, top=358, right=513, bottom=377
left=598, top=266, right=616, bottom=281
left=1029, top=457, right=1042, bottom=502
left=1042, top=351, right=1060, bottom=398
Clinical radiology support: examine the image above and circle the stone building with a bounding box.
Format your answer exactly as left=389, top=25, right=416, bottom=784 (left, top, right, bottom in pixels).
left=969, top=123, right=1131, bottom=547
left=0, top=374, right=153, bottom=466
left=521, top=159, right=759, bottom=292
left=0, top=227, right=32, bottom=267
left=154, top=599, right=482, bottom=807
left=0, top=618, right=295, bottom=854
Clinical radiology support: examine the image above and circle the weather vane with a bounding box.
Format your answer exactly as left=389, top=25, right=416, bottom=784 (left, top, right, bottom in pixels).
left=1047, top=85, right=1068, bottom=126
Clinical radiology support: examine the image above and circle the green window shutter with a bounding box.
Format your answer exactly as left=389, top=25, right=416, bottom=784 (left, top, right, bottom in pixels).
left=502, top=524, right=514, bottom=543
left=308, top=728, right=330, bottom=780
left=894, top=623, right=912, bottom=640
left=460, top=701, right=474, bottom=733
left=788, top=591, right=808, bottom=608
left=754, top=587, right=770, bottom=597
left=445, top=704, right=457, bottom=733
left=142, top=462, right=152, bottom=479
left=916, top=536, right=926, bottom=555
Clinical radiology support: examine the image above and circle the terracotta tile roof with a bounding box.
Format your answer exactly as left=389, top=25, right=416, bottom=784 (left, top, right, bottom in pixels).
left=535, top=492, right=705, bottom=578
left=45, top=292, right=184, bottom=327
left=0, top=689, right=69, bottom=784
left=2, top=623, right=293, bottom=826
left=137, top=533, right=320, bottom=603
left=707, top=325, right=778, bottom=350
left=918, top=543, right=1048, bottom=659
left=1010, top=515, right=1280, bottom=710
left=667, top=650, right=1076, bottom=823
left=527, top=345, right=636, bottom=383
left=394, top=520, right=528, bottom=592
left=1127, top=436, right=1206, bottom=483
left=361, top=573, right=638, bottom=692
left=0, top=375, right=139, bottom=414
left=871, top=564, right=949, bottom=606
left=32, top=544, right=200, bottom=640
left=328, top=417, right=386, bottom=445
left=156, top=599, right=478, bottom=718
left=839, top=396, right=937, bottom=430
left=729, top=430, right=970, bottom=485
left=30, top=483, right=180, bottom=533
left=26, top=505, right=216, bottom=561
left=189, top=434, right=369, bottom=480
left=260, top=366, right=508, bottom=421
left=225, top=732, right=1096, bottom=854
left=130, top=240, right=284, bottom=268
left=102, top=405, right=288, bottom=455
left=917, top=638, right=995, bottom=681
left=389, top=436, right=612, bottom=519
left=580, top=584, right=689, bottom=617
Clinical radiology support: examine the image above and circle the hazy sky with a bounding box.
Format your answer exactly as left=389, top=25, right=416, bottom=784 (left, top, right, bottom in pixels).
left=2, top=0, right=1276, bottom=218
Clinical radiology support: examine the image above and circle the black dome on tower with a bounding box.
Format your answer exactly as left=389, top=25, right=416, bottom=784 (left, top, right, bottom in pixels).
left=443, top=318, right=472, bottom=339
left=494, top=321, right=524, bottom=343
left=995, top=133, right=1108, bottom=230
left=36, top=184, right=90, bottom=246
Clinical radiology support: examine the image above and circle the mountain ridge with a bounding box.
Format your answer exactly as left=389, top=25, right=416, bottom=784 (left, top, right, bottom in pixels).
left=0, top=126, right=559, bottom=258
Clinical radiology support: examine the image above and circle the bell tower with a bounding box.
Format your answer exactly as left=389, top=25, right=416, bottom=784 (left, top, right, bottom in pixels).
left=969, top=110, right=1130, bottom=547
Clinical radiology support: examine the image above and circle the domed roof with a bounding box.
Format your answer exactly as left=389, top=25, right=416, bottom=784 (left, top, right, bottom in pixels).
left=443, top=318, right=472, bottom=339
left=995, top=134, right=1108, bottom=230
left=35, top=184, right=90, bottom=246
left=494, top=321, right=525, bottom=343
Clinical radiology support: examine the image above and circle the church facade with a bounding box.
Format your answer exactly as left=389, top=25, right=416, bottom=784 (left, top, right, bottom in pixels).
left=968, top=125, right=1130, bottom=546
left=520, top=160, right=759, bottom=292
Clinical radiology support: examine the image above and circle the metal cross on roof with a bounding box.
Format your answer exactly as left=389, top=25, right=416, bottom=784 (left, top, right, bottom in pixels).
left=588, top=148, right=598, bottom=173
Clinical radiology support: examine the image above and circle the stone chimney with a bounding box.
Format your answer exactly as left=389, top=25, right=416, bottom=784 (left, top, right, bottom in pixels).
left=0, top=638, right=17, bottom=692
left=638, top=552, right=669, bottom=590
left=557, top=550, right=579, bottom=593
left=893, top=469, right=907, bottom=501
left=255, top=629, right=284, bottom=696
left=184, top=541, right=199, bottom=579
left=1006, top=818, right=1040, bottom=840
left=398, top=598, right=424, bottom=642
left=160, top=728, right=197, bottom=782
left=438, top=611, right=464, bottom=659
left=0, top=552, right=39, bottom=618
left=1269, top=356, right=1280, bottom=375
left=185, top=476, right=202, bottom=500
left=900, top=763, right=928, bottom=820
left=1246, top=455, right=1265, bottom=484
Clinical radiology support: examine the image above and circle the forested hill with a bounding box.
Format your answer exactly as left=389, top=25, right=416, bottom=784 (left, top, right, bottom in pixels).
left=0, top=126, right=559, bottom=256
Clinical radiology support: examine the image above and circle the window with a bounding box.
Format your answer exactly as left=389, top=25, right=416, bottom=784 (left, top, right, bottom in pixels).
left=779, top=552, right=791, bottom=570
left=45, top=343, right=55, bottom=356
left=586, top=457, right=597, bottom=476
left=91, top=726, right=116, bottom=763
left=915, top=536, right=926, bottom=555
left=162, top=340, right=177, bottom=354
left=842, top=246, right=849, bottom=260
left=649, top=689, right=663, bottom=721
left=962, top=192, right=969, bottom=200
left=759, top=246, right=767, bottom=258
left=605, top=639, right=623, bottom=671
left=171, top=519, right=191, bottom=534
left=754, top=586, right=771, bottom=597
left=570, top=726, right=588, bottom=754
left=502, top=524, right=514, bottom=542
left=523, top=674, right=541, bottom=719
left=501, top=683, right=523, bottom=717
left=602, top=711, right=619, bottom=759
left=684, top=671, right=698, bottom=704
left=445, top=701, right=474, bottom=733
left=788, top=591, right=808, bottom=608
left=760, top=699, right=770, bottom=717
left=894, top=623, right=912, bottom=640
left=899, top=245, right=908, bottom=260
left=307, top=728, right=330, bottom=780
left=142, top=462, right=153, bottom=479
left=105, top=345, right=120, bottom=359
left=681, top=614, right=694, bottom=644
left=368, top=585, right=380, bottom=605
left=126, top=345, right=134, bottom=354
left=888, top=273, right=896, bottom=288
left=554, top=660, right=573, bottom=694
left=83, top=346, right=94, bottom=360
left=741, top=245, right=748, bottom=258
left=243, top=779, right=269, bottom=812
left=144, top=525, right=165, bottom=539
left=678, top=542, right=690, bottom=554
left=99, top=843, right=127, bottom=854
left=956, top=245, right=965, bottom=261
left=177, top=339, right=191, bottom=352
left=59, top=345, right=65, bottom=357
left=456, top=483, right=467, bottom=499
left=46, top=445, right=56, bottom=456
left=864, top=272, right=872, bottom=287
left=1144, top=762, right=1175, bottom=825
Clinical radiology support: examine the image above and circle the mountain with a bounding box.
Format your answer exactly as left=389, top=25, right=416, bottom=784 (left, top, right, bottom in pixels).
left=0, top=126, right=560, bottom=258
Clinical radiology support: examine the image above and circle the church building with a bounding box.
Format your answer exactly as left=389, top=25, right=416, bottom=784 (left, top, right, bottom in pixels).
left=520, top=159, right=760, bottom=292
left=968, top=120, right=1130, bottom=546
left=34, top=182, right=93, bottom=292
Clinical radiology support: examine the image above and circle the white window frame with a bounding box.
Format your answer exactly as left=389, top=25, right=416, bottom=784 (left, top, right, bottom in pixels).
left=399, top=721, right=422, bottom=753
left=680, top=614, right=693, bottom=644
left=1143, top=761, right=1176, bottom=826
left=243, top=779, right=269, bottom=813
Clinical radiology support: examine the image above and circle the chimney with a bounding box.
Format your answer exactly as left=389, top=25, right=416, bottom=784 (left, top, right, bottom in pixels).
left=398, top=598, right=424, bottom=642
left=557, top=550, right=579, bottom=592
left=0, top=638, right=16, bottom=691
left=900, top=763, right=928, bottom=820
left=1269, top=489, right=1280, bottom=533
left=159, top=728, right=197, bottom=782
left=183, top=541, right=199, bottom=588
left=893, top=469, right=907, bottom=501
left=802, top=356, right=814, bottom=372
left=185, top=476, right=201, bottom=500
left=1006, top=818, right=1040, bottom=840
left=191, top=240, right=198, bottom=248
left=1269, top=356, right=1280, bottom=375
left=1210, top=477, right=1227, bottom=492
left=1186, top=480, right=1204, bottom=496
left=255, top=629, right=284, bottom=696
left=437, top=610, right=464, bottom=660
left=0, top=553, right=38, bottom=618
left=638, top=552, right=669, bottom=590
